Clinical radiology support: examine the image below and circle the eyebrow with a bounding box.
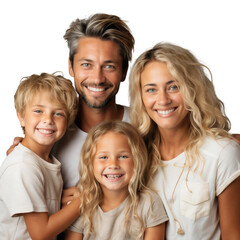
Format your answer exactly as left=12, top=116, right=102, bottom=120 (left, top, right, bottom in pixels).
left=77, top=59, right=119, bottom=65
left=142, top=80, right=175, bottom=87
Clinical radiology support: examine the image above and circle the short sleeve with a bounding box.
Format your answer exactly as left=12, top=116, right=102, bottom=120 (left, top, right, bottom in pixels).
left=1, top=162, right=48, bottom=216
left=68, top=216, right=84, bottom=234
left=216, top=141, right=240, bottom=196
left=142, top=191, right=168, bottom=228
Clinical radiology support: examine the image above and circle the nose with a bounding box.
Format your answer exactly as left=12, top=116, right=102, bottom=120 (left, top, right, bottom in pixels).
left=108, top=157, right=120, bottom=169
left=91, top=67, right=105, bottom=84
left=42, top=113, right=53, bottom=124
left=156, top=90, right=171, bottom=106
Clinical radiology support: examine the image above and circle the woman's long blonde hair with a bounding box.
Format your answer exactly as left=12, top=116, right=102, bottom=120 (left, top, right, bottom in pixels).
left=77, top=120, right=150, bottom=238
left=130, top=42, right=231, bottom=175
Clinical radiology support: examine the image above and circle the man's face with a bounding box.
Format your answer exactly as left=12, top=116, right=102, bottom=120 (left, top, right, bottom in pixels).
left=69, top=37, right=126, bottom=108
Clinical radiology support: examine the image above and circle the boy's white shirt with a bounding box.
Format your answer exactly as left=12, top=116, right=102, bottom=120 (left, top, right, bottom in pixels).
left=153, top=137, right=240, bottom=240
left=0, top=143, right=63, bottom=240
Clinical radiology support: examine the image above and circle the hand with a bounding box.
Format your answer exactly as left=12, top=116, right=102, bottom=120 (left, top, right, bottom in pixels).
left=6, top=137, right=23, bottom=155
left=232, top=134, right=240, bottom=145
left=61, top=186, right=80, bottom=207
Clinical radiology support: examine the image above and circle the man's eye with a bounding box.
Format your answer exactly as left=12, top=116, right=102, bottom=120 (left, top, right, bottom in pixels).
left=82, top=63, right=90, bottom=68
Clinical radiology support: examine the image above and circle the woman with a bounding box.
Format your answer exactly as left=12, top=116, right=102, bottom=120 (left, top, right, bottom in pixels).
left=129, top=42, right=240, bottom=240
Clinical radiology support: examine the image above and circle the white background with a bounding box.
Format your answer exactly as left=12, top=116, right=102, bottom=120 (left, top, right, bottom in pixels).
left=0, top=0, right=239, bottom=164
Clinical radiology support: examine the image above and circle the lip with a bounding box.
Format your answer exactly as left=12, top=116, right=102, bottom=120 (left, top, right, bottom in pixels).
left=155, top=107, right=177, bottom=117
left=103, top=173, right=124, bottom=182
left=36, top=128, right=56, bottom=136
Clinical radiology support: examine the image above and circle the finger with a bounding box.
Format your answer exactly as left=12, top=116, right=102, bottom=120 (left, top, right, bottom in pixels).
left=6, top=145, right=15, bottom=156
left=13, top=137, right=23, bottom=145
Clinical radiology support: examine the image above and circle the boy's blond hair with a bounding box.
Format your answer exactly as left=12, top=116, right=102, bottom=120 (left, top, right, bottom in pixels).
left=14, top=72, right=78, bottom=127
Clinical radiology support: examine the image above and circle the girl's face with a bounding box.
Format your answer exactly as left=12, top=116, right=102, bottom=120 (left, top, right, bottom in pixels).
left=141, top=61, right=189, bottom=132
left=93, top=131, right=134, bottom=197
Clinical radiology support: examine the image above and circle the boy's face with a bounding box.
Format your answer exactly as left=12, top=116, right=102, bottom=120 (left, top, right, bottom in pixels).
left=17, top=91, right=67, bottom=157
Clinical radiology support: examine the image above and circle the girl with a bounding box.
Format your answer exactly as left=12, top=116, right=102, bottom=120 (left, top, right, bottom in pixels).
left=129, top=43, right=240, bottom=239
left=65, top=121, right=168, bottom=240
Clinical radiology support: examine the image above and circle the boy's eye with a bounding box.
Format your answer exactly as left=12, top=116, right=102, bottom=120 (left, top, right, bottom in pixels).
left=34, top=110, right=42, bottom=113
left=55, top=112, right=65, bottom=117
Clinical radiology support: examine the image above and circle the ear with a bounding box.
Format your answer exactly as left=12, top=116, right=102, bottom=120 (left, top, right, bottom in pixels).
left=121, top=65, right=129, bottom=82
left=17, top=112, right=25, bottom=127
left=68, top=58, right=74, bottom=77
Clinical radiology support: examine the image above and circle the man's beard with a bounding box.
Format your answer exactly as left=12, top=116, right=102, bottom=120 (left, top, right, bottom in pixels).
left=79, top=91, right=115, bottom=109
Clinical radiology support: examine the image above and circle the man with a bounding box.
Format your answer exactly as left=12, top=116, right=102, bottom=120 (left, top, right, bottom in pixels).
left=52, top=13, right=135, bottom=189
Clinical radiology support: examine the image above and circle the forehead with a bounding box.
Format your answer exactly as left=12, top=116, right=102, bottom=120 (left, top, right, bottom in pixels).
left=75, top=37, right=122, bottom=63
left=27, top=90, right=63, bottom=108
left=96, top=131, right=130, bottom=149
left=141, top=61, right=175, bottom=85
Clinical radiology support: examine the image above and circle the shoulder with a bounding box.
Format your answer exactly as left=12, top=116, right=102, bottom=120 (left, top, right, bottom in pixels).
left=200, top=137, right=240, bottom=159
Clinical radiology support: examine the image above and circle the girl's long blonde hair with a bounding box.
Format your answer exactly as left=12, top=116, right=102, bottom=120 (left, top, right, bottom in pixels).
left=77, top=120, right=150, bottom=238
left=130, top=42, right=231, bottom=175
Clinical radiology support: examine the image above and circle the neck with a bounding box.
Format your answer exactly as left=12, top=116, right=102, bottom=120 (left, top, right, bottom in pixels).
left=21, top=138, right=53, bottom=163
left=159, top=120, right=190, bottom=161
left=100, top=189, right=128, bottom=212
left=75, top=98, right=124, bottom=133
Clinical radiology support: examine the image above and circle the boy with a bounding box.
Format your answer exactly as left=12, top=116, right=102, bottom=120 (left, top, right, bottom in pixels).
left=0, top=73, right=80, bottom=239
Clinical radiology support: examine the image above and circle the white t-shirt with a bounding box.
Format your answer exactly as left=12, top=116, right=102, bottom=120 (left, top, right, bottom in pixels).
left=0, top=144, right=63, bottom=240
left=68, top=191, right=168, bottom=239
left=153, top=137, right=240, bottom=240
left=53, top=106, right=130, bottom=188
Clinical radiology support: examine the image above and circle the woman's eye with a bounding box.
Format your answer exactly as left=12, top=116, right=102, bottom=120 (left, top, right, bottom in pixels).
left=169, top=84, right=179, bottom=91
left=146, top=88, right=156, bottom=93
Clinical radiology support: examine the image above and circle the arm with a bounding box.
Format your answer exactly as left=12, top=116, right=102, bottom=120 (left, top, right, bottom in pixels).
left=6, top=137, right=23, bottom=155
left=144, top=223, right=165, bottom=240
left=218, top=176, right=240, bottom=240
left=232, top=134, right=240, bottom=145
left=65, top=230, right=83, bottom=240
left=61, top=186, right=80, bottom=206
left=23, top=198, right=80, bottom=240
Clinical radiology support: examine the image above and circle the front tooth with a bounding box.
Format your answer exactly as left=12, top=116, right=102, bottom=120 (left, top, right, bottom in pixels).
left=39, top=129, right=53, bottom=134
left=106, top=174, right=121, bottom=179
left=88, top=86, right=105, bottom=92
left=157, top=108, right=175, bottom=115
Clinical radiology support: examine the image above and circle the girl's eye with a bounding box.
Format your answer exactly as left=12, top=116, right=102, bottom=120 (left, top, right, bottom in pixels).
left=99, top=156, right=108, bottom=160
left=119, top=155, right=128, bottom=159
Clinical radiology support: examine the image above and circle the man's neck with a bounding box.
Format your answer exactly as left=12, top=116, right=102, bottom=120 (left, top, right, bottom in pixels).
left=75, top=99, right=124, bottom=133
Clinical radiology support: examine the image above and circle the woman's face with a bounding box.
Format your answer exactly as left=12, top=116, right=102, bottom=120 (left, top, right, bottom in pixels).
left=140, top=61, right=189, bottom=132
